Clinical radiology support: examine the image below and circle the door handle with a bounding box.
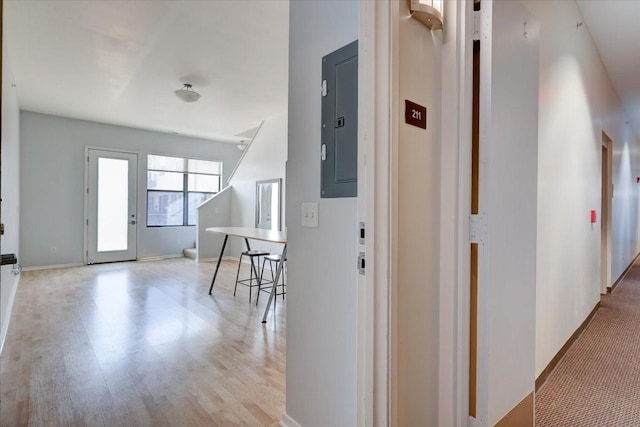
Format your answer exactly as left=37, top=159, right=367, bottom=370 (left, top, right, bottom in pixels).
left=129, top=220, right=137, bottom=225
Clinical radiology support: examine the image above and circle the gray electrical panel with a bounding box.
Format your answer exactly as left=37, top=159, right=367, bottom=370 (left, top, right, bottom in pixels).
left=321, top=40, right=358, bottom=198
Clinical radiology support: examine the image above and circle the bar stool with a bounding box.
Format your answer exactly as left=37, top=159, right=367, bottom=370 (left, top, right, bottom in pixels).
left=257, top=254, right=287, bottom=306
left=234, top=249, right=269, bottom=302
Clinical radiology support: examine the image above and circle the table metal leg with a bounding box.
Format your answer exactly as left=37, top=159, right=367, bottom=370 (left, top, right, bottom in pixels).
left=262, top=244, right=287, bottom=323
left=245, top=238, right=263, bottom=303
left=244, top=238, right=261, bottom=279
left=208, top=234, right=229, bottom=295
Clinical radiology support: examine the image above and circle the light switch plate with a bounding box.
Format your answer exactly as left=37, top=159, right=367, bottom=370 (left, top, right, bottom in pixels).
left=301, top=202, right=319, bottom=228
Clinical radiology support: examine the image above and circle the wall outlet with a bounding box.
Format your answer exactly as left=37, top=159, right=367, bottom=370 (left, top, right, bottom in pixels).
left=301, top=203, right=319, bottom=228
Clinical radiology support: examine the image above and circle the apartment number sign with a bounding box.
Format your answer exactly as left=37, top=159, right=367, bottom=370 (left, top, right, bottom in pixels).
left=404, top=100, right=427, bottom=129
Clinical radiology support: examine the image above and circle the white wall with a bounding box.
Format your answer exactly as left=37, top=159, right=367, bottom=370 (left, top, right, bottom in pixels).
left=228, top=113, right=288, bottom=256
left=285, top=1, right=358, bottom=426
left=1, top=39, right=21, bottom=351
left=19, top=112, right=242, bottom=267
left=523, top=0, right=640, bottom=377
left=479, top=2, right=539, bottom=423
left=396, top=1, right=442, bottom=425
left=195, top=187, right=232, bottom=261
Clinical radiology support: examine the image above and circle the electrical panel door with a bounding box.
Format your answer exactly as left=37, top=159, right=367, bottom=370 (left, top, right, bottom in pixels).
left=321, top=40, right=358, bottom=198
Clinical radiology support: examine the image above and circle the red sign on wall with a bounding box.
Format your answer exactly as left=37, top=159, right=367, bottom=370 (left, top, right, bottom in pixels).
left=405, top=100, right=427, bottom=129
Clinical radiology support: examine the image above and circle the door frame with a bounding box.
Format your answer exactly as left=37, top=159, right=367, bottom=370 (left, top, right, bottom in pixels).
left=357, top=1, right=474, bottom=426
left=83, top=146, right=140, bottom=265
left=357, top=1, right=397, bottom=425
left=601, top=132, right=612, bottom=293
left=439, top=1, right=475, bottom=425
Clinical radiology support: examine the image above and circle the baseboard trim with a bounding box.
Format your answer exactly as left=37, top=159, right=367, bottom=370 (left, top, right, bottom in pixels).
left=279, top=413, right=302, bottom=427
left=22, top=263, right=84, bottom=272
left=535, top=301, right=600, bottom=391
left=608, top=250, right=640, bottom=293
left=0, top=274, right=21, bottom=355
left=22, top=254, right=193, bottom=271
left=196, top=256, right=236, bottom=263
left=138, top=254, right=184, bottom=262
left=494, top=392, right=533, bottom=427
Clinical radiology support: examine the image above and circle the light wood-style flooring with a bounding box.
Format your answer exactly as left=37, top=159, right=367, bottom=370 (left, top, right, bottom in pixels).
left=0, top=259, right=286, bottom=426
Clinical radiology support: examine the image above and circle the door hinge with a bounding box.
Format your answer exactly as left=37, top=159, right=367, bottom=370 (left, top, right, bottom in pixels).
left=358, top=252, right=365, bottom=275
left=86, top=188, right=89, bottom=194
left=359, top=222, right=365, bottom=245
left=469, top=213, right=487, bottom=244
left=86, top=219, right=89, bottom=226
left=473, top=10, right=481, bottom=41
left=321, top=144, right=327, bottom=161
left=321, top=80, right=327, bottom=97
left=87, top=156, right=90, bottom=162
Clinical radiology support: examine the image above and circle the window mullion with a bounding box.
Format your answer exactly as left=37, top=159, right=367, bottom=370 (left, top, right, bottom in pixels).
left=183, top=173, right=189, bottom=226
left=147, top=155, right=221, bottom=227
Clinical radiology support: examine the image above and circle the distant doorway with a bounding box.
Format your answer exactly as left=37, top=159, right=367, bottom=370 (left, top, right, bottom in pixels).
left=602, top=132, right=612, bottom=293
left=85, top=148, right=138, bottom=264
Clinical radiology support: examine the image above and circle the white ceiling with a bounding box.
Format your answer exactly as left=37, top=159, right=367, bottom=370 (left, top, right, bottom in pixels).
left=576, top=0, right=640, bottom=137
left=4, top=0, right=289, bottom=142
left=6, top=1, right=637, bottom=142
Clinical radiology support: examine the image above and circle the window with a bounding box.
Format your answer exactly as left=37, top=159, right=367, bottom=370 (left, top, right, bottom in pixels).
left=147, top=155, right=222, bottom=226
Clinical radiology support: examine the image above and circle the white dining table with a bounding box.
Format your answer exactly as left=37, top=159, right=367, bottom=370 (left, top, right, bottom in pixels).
left=206, top=227, right=287, bottom=323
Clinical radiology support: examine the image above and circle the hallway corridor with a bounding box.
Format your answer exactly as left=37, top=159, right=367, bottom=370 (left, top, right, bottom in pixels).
left=536, top=258, right=640, bottom=426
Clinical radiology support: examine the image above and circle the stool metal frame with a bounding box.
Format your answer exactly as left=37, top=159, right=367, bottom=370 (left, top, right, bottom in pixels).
left=234, top=246, right=269, bottom=303
left=206, top=227, right=287, bottom=324
left=257, top=254, right=286, bottom=307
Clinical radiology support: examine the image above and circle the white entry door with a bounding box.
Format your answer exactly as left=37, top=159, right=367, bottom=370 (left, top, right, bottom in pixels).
left=86, top=149, right=138, bottom=264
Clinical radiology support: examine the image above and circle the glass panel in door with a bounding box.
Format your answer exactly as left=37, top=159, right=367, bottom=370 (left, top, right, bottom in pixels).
left=97, top=158, right=129, bottom=252
left=87, top=149, right=138, bottom=264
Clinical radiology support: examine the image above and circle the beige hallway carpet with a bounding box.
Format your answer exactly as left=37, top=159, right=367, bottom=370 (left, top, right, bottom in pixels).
left=536, top=259, right=640, bottom=426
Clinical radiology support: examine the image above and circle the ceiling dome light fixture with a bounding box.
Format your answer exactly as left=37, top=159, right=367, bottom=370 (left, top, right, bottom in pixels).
left=174, top=83, right=201, bottom=103
left=237, top=140, right=249, bottom=151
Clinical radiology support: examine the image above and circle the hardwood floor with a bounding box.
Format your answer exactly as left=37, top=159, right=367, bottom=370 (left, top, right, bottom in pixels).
left=0, top=259, right=286, bottom=426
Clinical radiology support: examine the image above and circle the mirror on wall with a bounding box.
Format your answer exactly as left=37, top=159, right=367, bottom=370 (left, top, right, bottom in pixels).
left=256, top=178, right=282, bottom=231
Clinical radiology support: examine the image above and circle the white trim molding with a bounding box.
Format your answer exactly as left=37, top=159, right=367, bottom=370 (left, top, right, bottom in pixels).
left=357, top=1, right=398, bottom=426
left=0, top=275, right=21, bottom=354
left=137, top=254, right=184, bottom=262
left=196, top=256, right=236, bottom=263
left=279, top=413, right=303, bottom=427
left=22, top=263, right=84, bottom=272
left=439, top=0, right=475, bottom=425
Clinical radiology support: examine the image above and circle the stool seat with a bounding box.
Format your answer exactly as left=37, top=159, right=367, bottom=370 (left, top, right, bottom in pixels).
left=234, top=250, right=270, bottom=302
left=244, top=250, right=269, bottom=257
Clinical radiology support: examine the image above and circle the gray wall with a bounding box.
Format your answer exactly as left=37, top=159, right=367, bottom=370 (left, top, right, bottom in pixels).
left=1, top=40, right=21, bottom=350
left=19, top=111, right=242, bottom=267
left=285, top=1, right=358, bottom=426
